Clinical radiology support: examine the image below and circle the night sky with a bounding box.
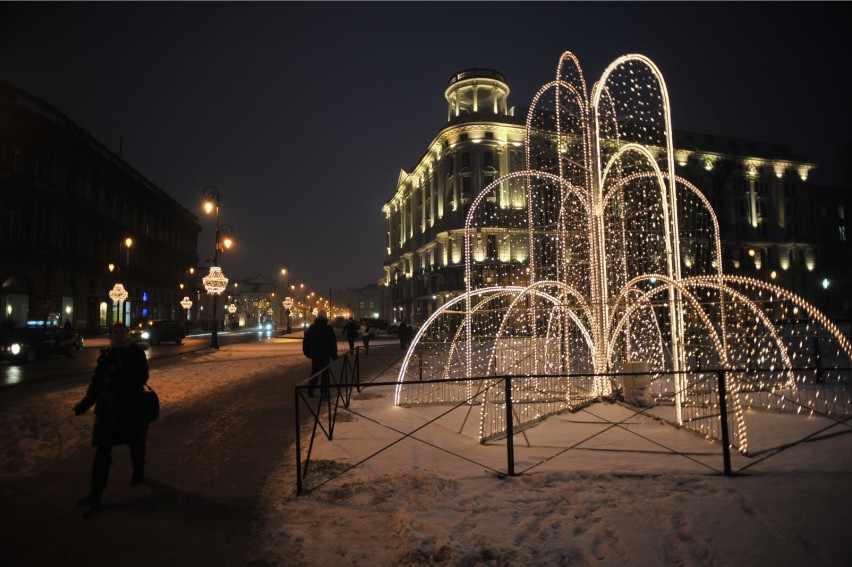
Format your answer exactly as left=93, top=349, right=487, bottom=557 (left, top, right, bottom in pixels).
left=2, top=2, right=850, bottom=294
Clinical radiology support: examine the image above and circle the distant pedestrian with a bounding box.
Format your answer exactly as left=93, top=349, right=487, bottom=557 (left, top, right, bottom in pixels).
left=342, top=317, right=358, bottom=354
left=303, top=310, right=338, bottom=398
left=359, top=319, right=372, bottom=354
left=398, top=322, right=410, bottom=350
left=72, top=322, right=150, bottom=518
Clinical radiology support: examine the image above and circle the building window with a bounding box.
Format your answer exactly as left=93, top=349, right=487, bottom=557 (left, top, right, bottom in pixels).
left=462, top=152, right=471, bottom=168
left=735, top=195, right=749, bottom=218
left=756, top=199, right=767, bottom=220
left=483, top=173, right=494, bottom=190
left=487, top=235, right=497, bottom=259
left=483, top=150, right=493, bottom=167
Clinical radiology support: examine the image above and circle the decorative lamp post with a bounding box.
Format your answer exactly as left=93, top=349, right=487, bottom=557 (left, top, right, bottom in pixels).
left=180, top=296, right=193, bottom=331
left=124, top=237, right=133, bottom=267
left=109, top=284, right=129, bottom=323
left=202, top=186, right=234, bottom=350
left=202, top=265, right=229, bottom=347
left=227, top=303, right=237, bottom=330
left=280, top=263, right=291, bottom=332
left=283, top=297, right=294, bottom=334
left=122, top=238, right=133, bottom=323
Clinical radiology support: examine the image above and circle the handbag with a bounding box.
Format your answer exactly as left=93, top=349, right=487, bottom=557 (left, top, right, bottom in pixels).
left=141, top=384, right=160, bottom=423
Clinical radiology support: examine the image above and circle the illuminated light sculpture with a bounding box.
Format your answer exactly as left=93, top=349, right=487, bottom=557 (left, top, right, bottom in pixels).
left=395, top=51, right=852, bottom=454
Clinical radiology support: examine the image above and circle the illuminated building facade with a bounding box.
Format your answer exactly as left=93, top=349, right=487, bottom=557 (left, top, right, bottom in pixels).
left=383, top=68, right=847, bottom=324
left=0, top=81, right=200, bottom=332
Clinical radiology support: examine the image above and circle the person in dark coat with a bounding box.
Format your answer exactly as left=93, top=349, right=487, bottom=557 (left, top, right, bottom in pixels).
left=342, top=317, right=358, bottom=354
left=303, top=310, right=338, bottom=398
left=73, top=322, right=149, bottom=517
left=398, top=322, right=410, bottom=350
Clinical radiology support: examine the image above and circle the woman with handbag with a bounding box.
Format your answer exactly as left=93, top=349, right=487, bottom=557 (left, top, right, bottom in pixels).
left=72, top=322, right=150, bottom=517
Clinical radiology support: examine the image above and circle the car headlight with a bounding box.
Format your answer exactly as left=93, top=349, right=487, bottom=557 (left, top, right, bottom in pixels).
left=141, top=331, right=150, bottom=340
left=11, top=343, right=22, bottom=355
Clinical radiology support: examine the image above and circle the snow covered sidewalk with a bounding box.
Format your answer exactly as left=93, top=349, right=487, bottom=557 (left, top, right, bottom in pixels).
left=257, top=364, right=852, bottom=566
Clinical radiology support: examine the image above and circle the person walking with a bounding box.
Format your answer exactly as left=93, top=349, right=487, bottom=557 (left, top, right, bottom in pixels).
left=342, top=316, right=358, bottom=354
left=398, top=321, right=410, bottom=350
left=359, top=318, right=372, bottom=354
left=72, top=322, right=150, bottom=517
left=303, top=310, right=338, bottom=398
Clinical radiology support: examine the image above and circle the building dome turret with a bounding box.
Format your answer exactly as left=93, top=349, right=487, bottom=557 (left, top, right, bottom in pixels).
left=445, top=68, right=510, bottom=121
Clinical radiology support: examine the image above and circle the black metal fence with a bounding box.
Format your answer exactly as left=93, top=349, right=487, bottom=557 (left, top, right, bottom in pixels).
left=294, top=357, right=852, bottom=494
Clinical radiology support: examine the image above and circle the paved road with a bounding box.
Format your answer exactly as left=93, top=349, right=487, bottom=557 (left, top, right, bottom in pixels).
left=1, top=329, right=269, bottom=389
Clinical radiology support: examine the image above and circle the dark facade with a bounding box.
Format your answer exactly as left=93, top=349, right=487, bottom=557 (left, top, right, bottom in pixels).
left=0, top=81, right=201, bottom=333
left=384, top=69, right=852, bottom=324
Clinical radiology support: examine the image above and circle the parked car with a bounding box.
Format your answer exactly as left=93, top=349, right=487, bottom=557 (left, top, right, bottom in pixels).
left=0, top=326, right=84, bottom=363
left=130, top=319, right=185, bottom=345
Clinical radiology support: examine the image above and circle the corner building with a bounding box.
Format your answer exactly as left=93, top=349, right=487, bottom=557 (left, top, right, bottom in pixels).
left=384, top=68, right=843, bottom=324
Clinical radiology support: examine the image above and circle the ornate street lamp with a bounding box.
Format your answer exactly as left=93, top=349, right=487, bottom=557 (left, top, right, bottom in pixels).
left=203, top=266, right=229, bottom=346
left=180, top=296, right=193, bottom=331
left=280, top=262, right=292, bottom=333
left=202, top=186, right=234, bottom=349
left=282, top=297, right=294, bottom=334
left=109, top=283, right=129, bottom=323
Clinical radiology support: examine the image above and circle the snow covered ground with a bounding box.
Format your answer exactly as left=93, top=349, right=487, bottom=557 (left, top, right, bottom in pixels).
left=2, top=340, right=850, bottom=566
left=258, top=378, right=852, bottom=566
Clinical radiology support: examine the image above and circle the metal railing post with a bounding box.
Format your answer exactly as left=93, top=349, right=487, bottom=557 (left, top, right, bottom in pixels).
left=505, top=375, right=515, bottom=476
left=716, top=370, right=732, bottom=476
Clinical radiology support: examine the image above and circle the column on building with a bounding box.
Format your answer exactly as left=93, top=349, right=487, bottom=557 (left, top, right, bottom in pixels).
left=409, top=184, right=417, bottom=239
left=420, top=177, right=426, bottom=233
left=450, top=149, right=459, bottom=210
left=773, top=161, right=787, bottom=229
